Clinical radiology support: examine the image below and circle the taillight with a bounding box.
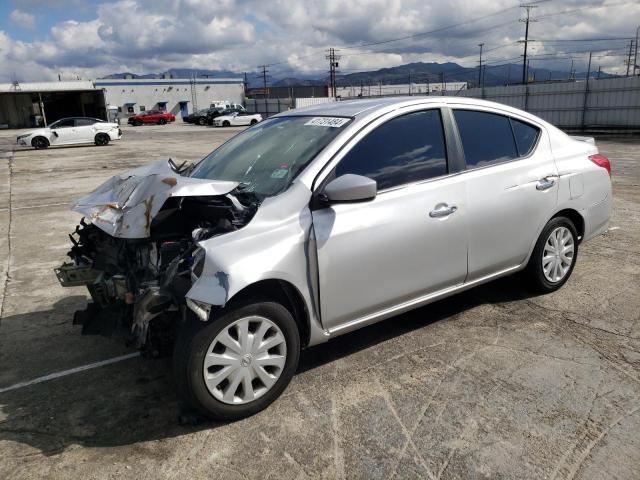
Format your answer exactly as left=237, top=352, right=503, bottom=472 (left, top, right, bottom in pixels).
left=589, top=154, right=611, bottom=177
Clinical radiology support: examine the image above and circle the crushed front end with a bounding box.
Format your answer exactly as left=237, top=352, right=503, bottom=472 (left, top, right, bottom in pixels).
left=54, top=159, right=257, bottom=356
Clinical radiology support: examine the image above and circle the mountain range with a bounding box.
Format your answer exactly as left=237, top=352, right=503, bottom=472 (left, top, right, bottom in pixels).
left=102, top=62, right=617, bottom=88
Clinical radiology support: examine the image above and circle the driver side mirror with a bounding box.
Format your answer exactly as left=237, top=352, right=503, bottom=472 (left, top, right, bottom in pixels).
left=323, top=174, right=377, bottom=203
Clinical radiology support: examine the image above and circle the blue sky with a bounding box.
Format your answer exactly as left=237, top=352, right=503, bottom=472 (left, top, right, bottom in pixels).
left=1, top=0, right=98, bottom=41
left=1, top=0, right=638, bottom=83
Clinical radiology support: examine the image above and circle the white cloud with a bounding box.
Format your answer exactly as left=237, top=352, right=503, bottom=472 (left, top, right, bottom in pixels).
left=9, top=9, right=36, bottom=30
left=1, top=0, right=639, bottom=82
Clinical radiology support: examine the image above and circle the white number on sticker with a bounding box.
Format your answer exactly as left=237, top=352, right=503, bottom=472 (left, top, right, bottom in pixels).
left=304, top=117, right=350, bottom=128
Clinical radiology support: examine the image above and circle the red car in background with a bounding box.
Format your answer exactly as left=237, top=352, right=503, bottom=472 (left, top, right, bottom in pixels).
left=128, top=110, right=176, bottom=126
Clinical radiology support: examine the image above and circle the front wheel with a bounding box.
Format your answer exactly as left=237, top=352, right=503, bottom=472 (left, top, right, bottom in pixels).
left=525, top=216, right=579, bottom=293
left=197, top=117, right=206, bottom=126
left=173, top=301, right=300, bottom=421
left=94, top=133, right=110, bottom=146
left=32, top=136, right=49, bottom=149
left=250, top=119, right=258, bottom=125
left=222, top=120, right=230, bottom=127
left=158, top=118, right=167, bottom=125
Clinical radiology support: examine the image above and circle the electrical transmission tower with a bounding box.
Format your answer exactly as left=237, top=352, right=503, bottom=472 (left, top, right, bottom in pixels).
left=519, top=4, right=538, bottom=85
left=326, top=48, right=341, bottom=98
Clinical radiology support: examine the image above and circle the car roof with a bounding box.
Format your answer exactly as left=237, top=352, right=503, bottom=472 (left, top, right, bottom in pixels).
left=274, top=96, right=547, bottom=124
left=52, top=117, right=104, bottom=122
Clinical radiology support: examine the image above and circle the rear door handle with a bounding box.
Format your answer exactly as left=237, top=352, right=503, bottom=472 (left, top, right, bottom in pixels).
left=536, top=177, right=556, bottom=191
left=429, top=203, right=458, bottom=218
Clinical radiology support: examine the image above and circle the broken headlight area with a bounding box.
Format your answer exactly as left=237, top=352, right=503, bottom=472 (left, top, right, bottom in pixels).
left=55, top=193, right=256, bottom=357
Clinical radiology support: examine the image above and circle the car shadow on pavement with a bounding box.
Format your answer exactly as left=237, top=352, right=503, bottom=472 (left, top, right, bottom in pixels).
left=0, top=277, right=540, bottom=455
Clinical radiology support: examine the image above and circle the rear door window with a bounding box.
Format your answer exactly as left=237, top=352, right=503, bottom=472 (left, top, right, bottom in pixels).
left=75, top=118, right=95, bottom=127
left=453, top=110, right=518, bottom=168
left=335, top=109, right=448, bottom=190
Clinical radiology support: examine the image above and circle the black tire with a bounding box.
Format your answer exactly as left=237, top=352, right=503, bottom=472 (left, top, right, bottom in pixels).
left=32, top=136, right=49, bottom=149
left=158, top=118, right=167, bottom=125
left=94, top=133, right=109, bottom=146
left=250, top=119, right=258, bottom=125
left=133, top=119, right=142, bottom=126
left=222, top=120, right=230, bottom=127
left=173, top=300, right=300, bottom=421
left=197, top=117, right=206, bottom=126
left=525, top=216, right=579, bottom=293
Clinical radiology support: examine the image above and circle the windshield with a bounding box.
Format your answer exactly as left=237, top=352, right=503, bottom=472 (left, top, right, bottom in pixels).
left=190, top=116, right=351, bottom=198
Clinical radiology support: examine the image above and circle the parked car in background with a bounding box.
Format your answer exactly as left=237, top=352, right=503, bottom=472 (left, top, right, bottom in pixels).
left=55, top=97, right=611, bottom=421
left=212, top=111, right=262, bottom=127
left=16, top=117, right=122, bottom=149
left=184, top=107, right=219, bottom=125
left=128, top=110, right=176, bottom=126
left=206, top=106, right=246, bottom=125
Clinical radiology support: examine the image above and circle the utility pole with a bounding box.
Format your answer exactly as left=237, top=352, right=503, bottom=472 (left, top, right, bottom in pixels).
left=634, top=25, right=639, bottom=76
left=626, top=40, right=635, bottom=76
left=258, top=65, right=269, bottom=97
left=477, top=43, right=484, bottom=87
left=519, top=4, right=537, bottom=85
left=570, top=59, right=575, bottom=80
left=597, top=66, right=601, bottom=79
left=408, top=71, right=412, bottom=95
left=243, top=72, right=248, bottom=94
left=325, top=48, right=341, bottom=98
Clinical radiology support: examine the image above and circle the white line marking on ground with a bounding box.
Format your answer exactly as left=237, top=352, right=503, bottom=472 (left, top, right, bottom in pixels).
left=0, top=202, right=69, bottom=213
left=0, top=352, right=140, bottom=394
left=608, top=226, right=620, bottom=231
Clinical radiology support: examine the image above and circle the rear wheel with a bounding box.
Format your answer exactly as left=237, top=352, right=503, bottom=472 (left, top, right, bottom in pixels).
left=250, top=119, right=258, bottom=125
left=32, top=136, right=49, bottom=149
left=94, top=133, right=109, bottom=146
left=526, top=216, right=578, bottom=293
left=133, top=119, right=142, bottom=126
left=197, top=117, right=206, bottom=126
left=173, top=300, right=300, bottom=421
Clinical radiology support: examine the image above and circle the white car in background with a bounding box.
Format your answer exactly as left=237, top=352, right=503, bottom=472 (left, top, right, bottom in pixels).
left=16, top=117, right=122, bottom=149
left=212, top=111, right=262, bottom=127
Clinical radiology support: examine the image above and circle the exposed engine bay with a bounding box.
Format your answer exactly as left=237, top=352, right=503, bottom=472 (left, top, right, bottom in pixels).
left=55, top=160, right=258, bottom=356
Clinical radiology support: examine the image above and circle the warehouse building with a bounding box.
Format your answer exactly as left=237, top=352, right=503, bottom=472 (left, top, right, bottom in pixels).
left=0, top=77, right=244, bottom=128
left=94, top=77, right=244, bottom=121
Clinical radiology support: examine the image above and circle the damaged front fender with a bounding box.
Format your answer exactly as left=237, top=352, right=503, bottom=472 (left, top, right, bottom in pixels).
left=184, top=182, right=328, bottom=346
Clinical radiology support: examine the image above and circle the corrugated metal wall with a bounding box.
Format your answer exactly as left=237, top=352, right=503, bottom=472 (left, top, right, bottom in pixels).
left=295, top=97, right=336, bottom=108
left=245, top=98, right=293, bottom=117
left=456, top=77, right=640, bottom=130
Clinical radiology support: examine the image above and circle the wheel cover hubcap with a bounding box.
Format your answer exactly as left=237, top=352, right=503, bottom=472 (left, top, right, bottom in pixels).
left=542, top=226, right=574, bottom=283
left=203, top=316, right=287, bottom=405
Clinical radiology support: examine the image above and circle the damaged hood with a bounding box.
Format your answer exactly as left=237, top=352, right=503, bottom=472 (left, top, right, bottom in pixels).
left=72, top=159, right=240, bottom=238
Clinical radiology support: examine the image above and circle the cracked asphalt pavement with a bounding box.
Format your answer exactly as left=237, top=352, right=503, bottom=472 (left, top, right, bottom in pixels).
left=0, top=124, right=638, bottom=479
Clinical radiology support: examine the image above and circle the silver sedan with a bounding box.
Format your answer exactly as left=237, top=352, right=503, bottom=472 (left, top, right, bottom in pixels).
left=57, top=97, right=612, bottom=420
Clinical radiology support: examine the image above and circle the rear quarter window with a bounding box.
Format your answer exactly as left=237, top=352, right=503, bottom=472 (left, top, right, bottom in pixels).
left=510, top=118, right=540, bottom=156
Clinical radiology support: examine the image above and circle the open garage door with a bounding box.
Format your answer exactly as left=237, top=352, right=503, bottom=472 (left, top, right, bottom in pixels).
left=42, top=90, right=106, bottom=123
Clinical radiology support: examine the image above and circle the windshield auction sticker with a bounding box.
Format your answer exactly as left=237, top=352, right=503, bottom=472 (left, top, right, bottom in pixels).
left=304, top=117, right=350, bottom=128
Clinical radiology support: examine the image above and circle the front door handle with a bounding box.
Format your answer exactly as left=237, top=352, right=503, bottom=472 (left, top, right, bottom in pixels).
left=429, top=203, right=458, bottom=218
left=536, top=177, right=556, bottom=191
